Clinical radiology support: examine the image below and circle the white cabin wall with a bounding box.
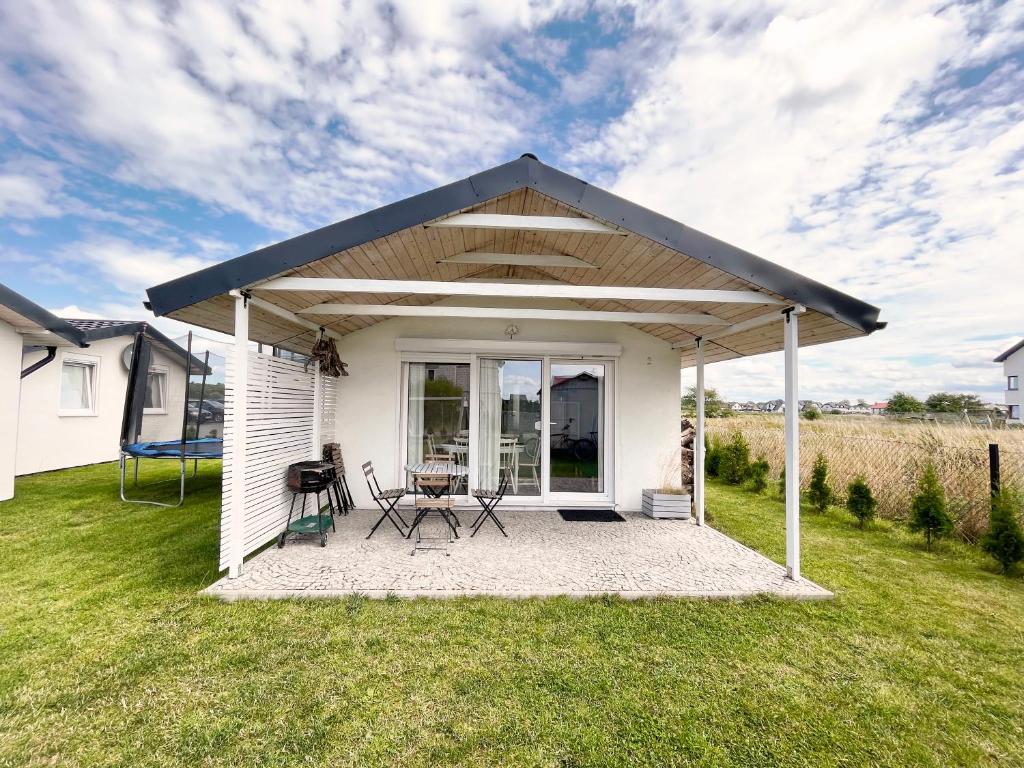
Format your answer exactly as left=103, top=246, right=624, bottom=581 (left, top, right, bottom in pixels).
left=333, top=298, right=680, bottom=510
left=0, top=321, right=21, bottom=501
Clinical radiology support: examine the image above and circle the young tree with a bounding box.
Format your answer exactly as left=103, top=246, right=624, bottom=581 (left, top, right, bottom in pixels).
left=803, top=406, right=822, bottom=421
left=887, top=392, right=926, bottom=414
left=909, top=463, right=953, bottom=550
left=777, top=466, right=786, bottom=497
left=682, top=387, right=732, bottom=418
left=981, top=488, right=1024, bottom=574
left=720, top=432, right=751, bottom=485
left=705, top=435, right=723, bottom=477
left=806, top=453, right=833, bottom=512
left=746, top=457, right=770, bottom=493
left=846, top=476, right=877, bottom=528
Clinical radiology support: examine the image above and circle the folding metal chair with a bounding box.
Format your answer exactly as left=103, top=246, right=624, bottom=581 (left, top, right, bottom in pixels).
left=407, top=465, right=460, bottom=543
left=363, top=461, right=408, bottom=538
left=470, top=469, right=510, bottom=537
left=322, top=442, right=354, bottom=514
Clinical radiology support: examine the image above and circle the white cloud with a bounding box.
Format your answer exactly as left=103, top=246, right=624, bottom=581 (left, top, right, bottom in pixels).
left=65, top=236, right=220, bottom=295
left=567, top=0, right=1024, bottom=402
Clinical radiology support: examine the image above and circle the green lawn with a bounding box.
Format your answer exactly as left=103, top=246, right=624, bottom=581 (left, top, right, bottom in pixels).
left=1, top=462, right=1022, bottom=767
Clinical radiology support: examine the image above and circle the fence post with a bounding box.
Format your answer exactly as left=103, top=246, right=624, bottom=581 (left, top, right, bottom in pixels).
left=989, top=443, right=1000, bottom=498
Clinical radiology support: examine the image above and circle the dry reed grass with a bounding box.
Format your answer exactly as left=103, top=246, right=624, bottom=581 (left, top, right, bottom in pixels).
left=707, top=414, right=1024, bottom=543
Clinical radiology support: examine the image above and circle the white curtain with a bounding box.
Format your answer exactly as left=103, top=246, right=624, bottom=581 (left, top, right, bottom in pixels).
left=60, top=362, right=92, bottom=410
left=478, top=359, right=502, bottom=489
left=407, top=363, right=426, bottom=465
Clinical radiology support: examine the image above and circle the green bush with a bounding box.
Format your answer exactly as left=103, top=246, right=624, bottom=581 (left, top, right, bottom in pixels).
left=803, top=407, right=822, bottom=421
left=747, top=457, right=770, bottom=493
left=705, top=435, right=724, bottom=477
left=846, top=475, right=877, bottom=528
left=909, top=463, right=953, bottom=550
left=719, top=432, right=751, bottom=485
left=806, top=453, right=833, bottom=513
left=981, top=488, right=1024, bottom=574
left=777, top=466, right=786, bottom=497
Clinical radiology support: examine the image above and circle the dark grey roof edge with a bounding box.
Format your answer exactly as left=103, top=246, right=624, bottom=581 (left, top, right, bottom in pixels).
left=994, top=338, right=1024, bottom=362
left=146, top=155, right=883, bottom=334
left=72, top=318, right=208, bottom=372
left=0, top=282, right=87, bottom=346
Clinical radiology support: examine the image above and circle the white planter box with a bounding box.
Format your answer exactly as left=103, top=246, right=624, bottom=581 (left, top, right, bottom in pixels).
left=641, top=489, right=692, bottom=519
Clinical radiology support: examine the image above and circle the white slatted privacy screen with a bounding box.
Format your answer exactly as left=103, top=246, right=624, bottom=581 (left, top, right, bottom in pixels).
left=220, top=352, right=339, bottom=572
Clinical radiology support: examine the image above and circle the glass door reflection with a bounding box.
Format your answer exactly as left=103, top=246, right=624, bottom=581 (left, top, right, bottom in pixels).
left=477, top=359, right=542, bottom=496
left=549, top=363, right=604, bottom=494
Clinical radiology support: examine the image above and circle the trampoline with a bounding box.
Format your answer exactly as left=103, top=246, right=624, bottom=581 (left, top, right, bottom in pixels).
left=119, top=331, right=222, bottom=507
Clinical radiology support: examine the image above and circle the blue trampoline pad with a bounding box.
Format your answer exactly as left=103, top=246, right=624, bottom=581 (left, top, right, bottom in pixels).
left=123, top=437, right=223, bottom=459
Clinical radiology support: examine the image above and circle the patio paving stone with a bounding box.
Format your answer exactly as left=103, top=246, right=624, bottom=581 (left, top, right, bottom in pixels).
left=204, top=509, right=832, bottom=600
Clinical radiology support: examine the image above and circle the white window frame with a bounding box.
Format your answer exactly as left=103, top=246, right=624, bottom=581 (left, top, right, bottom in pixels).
left=144, top=365, right=169, bottom=415
left=1009, top=375, right=1019, bottom=392
left=1010, top=404, right=1021, bottom=421
left=58, top=353, right=100, bottom=417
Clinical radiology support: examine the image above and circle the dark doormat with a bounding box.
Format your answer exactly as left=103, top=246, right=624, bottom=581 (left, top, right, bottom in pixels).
left=558, top=509, right=625, bottom=522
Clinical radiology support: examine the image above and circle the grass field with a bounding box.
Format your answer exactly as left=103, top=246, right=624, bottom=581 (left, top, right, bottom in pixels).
left=2, top=461, right=1022, bottom=766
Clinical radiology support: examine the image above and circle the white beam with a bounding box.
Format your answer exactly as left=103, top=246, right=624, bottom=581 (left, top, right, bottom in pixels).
left=439, top=251, right=597, bottom=268
left=672, top=305, right=804, bottom=349
left=784, top=307, right=800, bottom=580
left=257, top=277, right=783, bottom=305
left=694, top=338, right=705, bottom=526
left=311, top=359, right=322, bottom=462
left=246, top=294, right=344, bottom=342
left=299, top=303, right=729, bottom=326
left=228, top=290, right=249, bottom=579
left=427, top=213, right=625, bottom=235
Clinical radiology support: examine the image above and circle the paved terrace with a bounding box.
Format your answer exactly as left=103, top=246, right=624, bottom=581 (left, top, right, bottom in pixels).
left=205, top=509, right=831, bottom=600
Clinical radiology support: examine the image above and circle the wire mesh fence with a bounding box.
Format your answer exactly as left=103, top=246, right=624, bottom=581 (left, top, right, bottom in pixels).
left=707, top=417, right=1024, bottom=543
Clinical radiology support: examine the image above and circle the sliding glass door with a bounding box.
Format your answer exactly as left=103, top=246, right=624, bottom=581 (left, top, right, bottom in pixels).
left=402, top=355, right=612, bottom=504
left=548, top=362, right=606, bottom=496
left=478, top=359, right=542, bottom=497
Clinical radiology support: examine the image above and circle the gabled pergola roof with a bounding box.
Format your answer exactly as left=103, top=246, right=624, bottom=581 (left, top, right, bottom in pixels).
left=147, top=154, right=883, bottom=366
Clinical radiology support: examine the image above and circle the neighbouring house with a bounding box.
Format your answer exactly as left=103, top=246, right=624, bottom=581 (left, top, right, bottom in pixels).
left=0, top=284, right=87, bottom=500
left=143, top=153, right=884, bottom=579
left=10, top=302, right=198, bottom=477
left=994, top=339, right=1023, bottom=425
left=870, top=401, right=888, bottom=415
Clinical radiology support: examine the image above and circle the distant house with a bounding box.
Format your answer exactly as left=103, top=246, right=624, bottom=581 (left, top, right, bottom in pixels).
left=16, top=318, right=197, bottom=476
left=1, top=284, right=86, bottom=500
left=994, top=339, right=1023, bottom=425
left=870, top=401, right=888, bottom=415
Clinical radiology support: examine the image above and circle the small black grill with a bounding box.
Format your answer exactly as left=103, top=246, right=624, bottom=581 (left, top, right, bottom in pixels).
left=286, top=461, right=336, bottom=492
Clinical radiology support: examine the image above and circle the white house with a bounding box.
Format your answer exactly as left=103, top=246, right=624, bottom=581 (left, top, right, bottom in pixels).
left=994, top=339, right=1023, bottom=424
left=1, top=284, right=87, bottom=500
left=16, top=319, right=195, bottom=476
left=143, top=154, right=885, bottom=580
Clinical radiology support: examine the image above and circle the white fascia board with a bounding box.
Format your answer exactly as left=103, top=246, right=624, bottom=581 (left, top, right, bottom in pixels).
left=256, top=277, right=783, bottom=305
left=426, top=213, right=625, bottom=235
left=298, top=303, right=729, bottom=326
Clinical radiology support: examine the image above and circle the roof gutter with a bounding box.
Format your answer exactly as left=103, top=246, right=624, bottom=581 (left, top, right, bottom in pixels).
left=21, top=346, right=57, bottom=379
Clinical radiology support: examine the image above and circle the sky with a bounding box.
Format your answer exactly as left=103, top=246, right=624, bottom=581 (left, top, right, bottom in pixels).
left=0, top=0, right=1021, bottom=403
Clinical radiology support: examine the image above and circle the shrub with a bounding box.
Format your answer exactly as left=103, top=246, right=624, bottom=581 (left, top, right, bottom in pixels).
left=803, top=407, right=822, bottom=421
left=846, top=476, right=877, bottom=528
left=909, top=463, right=953, bottom=550
left=747, top=457, right=770, bottom=493
left=806, top=453, right=833, bottom=513
left=720, top=432, right=751, bottom=485
left=777, top=466, right=786, bottom=497
left=981, top=488, right=1024, bottom=574
left=705, top=435, right=723, bottom=477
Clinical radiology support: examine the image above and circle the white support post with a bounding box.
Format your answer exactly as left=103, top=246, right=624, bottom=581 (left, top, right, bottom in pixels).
left=228, top=291, right=249, bottom=579
left=694, top=338, right=705, bottom=526
left=784, top=307, right=801, bottom=580
left=311, top=359, right=322, bottom=461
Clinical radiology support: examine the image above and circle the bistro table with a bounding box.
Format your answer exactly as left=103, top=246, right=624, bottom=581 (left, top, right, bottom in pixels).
left=403, top=461, right=469, bottom=545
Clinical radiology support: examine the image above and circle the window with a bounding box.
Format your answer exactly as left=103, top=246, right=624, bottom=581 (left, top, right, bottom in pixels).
left=1010, top=405, right=1021, bottom=421
left=59, top=357, right=97, bottom=415
left=1009, top=375, right=1019, bottom=391
left=145, top=368, right=167, bottom=413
